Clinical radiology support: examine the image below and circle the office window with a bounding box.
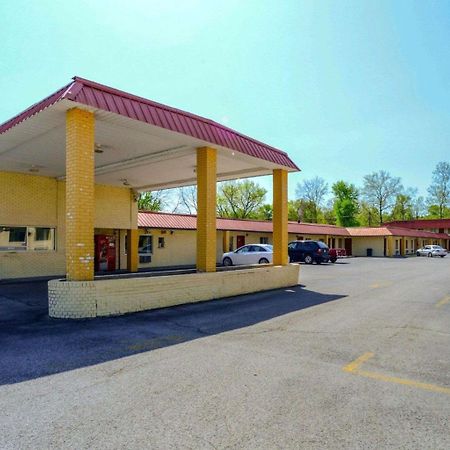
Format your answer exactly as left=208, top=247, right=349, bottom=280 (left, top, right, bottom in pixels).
left=158, top=237, right=165, bottom=248
left=260, top=237, right=269, bottom=244
left=0, top=226, right=55, bottom=251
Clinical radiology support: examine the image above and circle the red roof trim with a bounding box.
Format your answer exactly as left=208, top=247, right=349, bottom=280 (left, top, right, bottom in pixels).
left=137, top=212, right=450, bottom=239
left=0, top=76, right=299, bottom=170
left=0, top=81, right=74, bottom=134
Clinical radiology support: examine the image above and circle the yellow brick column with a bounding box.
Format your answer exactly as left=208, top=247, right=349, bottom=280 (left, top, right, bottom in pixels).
left=400, top=237, right=406, bottom=256
left=386, top=236, right=394, bottom=257
left=66, top=108, right=95, bottom=281
left=127, top=229, right=139, bottom=272
left=273, top=169, right=289, bottom=265
left=196, top=147, right=217, bottom=272
left=222, top=230, right=230, bottom=253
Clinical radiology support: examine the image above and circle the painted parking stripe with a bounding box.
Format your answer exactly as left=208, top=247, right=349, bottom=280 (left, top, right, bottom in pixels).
left=435, top=295, right=450, bottom=308
left=343, top=353, right=450, bottom=396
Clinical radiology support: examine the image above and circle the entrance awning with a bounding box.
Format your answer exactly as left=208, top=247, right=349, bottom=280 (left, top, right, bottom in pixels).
left=0, top=76, right=299, bottom=190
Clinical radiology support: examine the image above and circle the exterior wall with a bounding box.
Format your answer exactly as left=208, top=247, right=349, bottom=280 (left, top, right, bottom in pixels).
left=49, top=264, right=301, bottom=318
left=137, top=229, right=276, bottom=269
left=352, top=237, right=385, bottom=257
left=0, top=171, right=135, bottom=279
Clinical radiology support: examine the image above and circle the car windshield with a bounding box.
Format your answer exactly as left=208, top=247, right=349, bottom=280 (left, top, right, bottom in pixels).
left=317, top=241, right=329, bottom=249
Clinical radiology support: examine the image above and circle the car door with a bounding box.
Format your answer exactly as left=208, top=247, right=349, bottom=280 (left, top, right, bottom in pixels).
left=234, top=245, right=250, bottom=265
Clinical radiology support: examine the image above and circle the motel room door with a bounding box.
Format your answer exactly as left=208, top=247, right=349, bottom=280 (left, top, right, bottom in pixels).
left=236, top=235, right=245, bottom=249
left=344, top=238, right=352, bottom=256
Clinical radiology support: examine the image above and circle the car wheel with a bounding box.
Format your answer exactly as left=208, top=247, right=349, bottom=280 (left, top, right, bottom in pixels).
left=428, top=252, right=433, bottom=258
left=416, top=252, right=420, bottom=256
left=440, top=255, right=445, bottom=258
left=258, top=258, right=269, bottom=264
left=223, top=257, right=233, bottom=266
left=304, top=254, right=313, bottom=264
left=330, top=258, right=337, bottom=263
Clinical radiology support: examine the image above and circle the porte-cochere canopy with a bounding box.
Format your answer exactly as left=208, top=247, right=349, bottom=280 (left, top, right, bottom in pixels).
left=0, top=77, right=300, bottom=318
left=0, top=76, right=299, bottom=190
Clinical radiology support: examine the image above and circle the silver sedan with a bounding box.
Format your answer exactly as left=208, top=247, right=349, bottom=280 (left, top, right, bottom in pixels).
left=416, top=245, right=447, bottom=258
left=222, top=244, right=273, bottom=266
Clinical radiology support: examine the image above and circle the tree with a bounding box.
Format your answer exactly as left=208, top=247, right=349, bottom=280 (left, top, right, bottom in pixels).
left=175, top=185, right=197, bottom=214
left=357, top=202, right=379, bottom=226
left=427, top=161, right=450, bottom=219
left=332, top=180, right=359, bottom=226
left=412, top=195, right=427, bottom=219
left=391, top=193, right=414, bottom=221
left=216, top=180, right=267, bottom=219
left=256, top=204, right=273, bottom=220
left=138, top=191, right=167, bottom=211
left=362, top=170, right=402, bottom=224
left=295, top=177, right=328, bottom=223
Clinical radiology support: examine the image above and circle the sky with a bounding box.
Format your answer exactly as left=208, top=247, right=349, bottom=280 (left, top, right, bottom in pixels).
left=1, top=0, right=449, bottom=203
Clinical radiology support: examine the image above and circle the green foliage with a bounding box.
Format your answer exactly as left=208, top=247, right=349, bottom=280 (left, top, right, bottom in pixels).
left=427, top=161, right=450, bottom=218
left=390, top=193, right=414, bottom=221
left=332, top=181, right=359, bottom=226
left=357, top=202, right=380, bottom=227
left=256, top=204, right=273, bottom=220
left=216, top=180, right=267, bottom=219
left=138, top=191, right=163, bottom=211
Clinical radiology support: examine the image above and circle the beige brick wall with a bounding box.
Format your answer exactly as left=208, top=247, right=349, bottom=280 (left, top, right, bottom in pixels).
left=352, top=237, right=385, bottom=257
left=49, top=264, right=301, bottom=318
left=0, top=171, right=135, bottom=279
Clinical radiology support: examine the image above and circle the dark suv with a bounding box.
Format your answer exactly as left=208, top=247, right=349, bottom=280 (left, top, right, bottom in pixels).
left=288, top=240, right=330, bottom=264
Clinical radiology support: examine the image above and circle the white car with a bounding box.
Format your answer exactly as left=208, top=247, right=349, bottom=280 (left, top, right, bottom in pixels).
left=222, top=244, right=273, bottom=266
left=416, top=245, right=447, bottom=258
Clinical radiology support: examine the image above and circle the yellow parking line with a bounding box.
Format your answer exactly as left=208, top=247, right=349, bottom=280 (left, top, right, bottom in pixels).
left=369, top=281, right=393, bottom=289
left=343, top=353, right=450, bottom=396
left=435, top=295, right=450, bottom=308
left=343, top=352, right=374, bottom=372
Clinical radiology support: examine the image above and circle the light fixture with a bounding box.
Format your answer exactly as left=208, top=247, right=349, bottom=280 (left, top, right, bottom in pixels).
left=94, top=146, right=103, bottom=154
left=121, top=178, right=131, bottom=186
left=29, top=165, right=40, bottom=173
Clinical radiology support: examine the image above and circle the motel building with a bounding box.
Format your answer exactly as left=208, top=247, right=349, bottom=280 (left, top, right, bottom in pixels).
left=386, top=219, right=450, bottom=237
left=134, top=212, right=449, bottom=267
left=0, top=77, right=300, bottom=318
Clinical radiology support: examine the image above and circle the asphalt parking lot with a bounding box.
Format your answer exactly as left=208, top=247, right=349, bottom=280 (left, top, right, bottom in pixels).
left=1, top=257, right=449, bottom=449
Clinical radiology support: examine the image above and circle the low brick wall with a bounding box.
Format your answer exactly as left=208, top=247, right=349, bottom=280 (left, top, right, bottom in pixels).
left=48, top=264, right=300, bottom=318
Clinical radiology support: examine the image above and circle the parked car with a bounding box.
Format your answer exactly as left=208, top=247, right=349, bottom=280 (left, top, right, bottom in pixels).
left=329, top=248, right=347, bottom=263
left=416, top=245, right=447, bottom=258
left=222, top=244, right=273, bottom=266
left=288, top=240, right=330, bottom=264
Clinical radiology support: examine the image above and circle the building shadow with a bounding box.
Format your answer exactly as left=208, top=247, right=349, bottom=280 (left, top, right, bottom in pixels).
left=0, top=282, right=346, bottom=385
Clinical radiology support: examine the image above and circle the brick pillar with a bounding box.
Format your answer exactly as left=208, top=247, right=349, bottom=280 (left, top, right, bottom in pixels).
left=196, top=147, right=217, bottom=272
left=386, top=236, right=394, bottom=256
left=222, top=230, right=230, bottom=253
left=273, top=169, right=289, bottom=265
left=66, top=108, right=95, bottom=281
left=127, top=229, right=139, bottom=272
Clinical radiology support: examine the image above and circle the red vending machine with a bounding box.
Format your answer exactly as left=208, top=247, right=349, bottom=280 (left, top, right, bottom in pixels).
left=94, top=235, right=116, bottom=272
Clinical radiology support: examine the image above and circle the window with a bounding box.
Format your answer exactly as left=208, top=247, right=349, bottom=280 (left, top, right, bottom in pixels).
left=158, top=237, right=165, bottom=248
left=260, top=237, right=269, bottom=245
left=36, top=228, right=51, bottom=241
left=9, top=227, right=26, bottom=243
left=0, top=226, right=55, bottom=251
left=138, top=235, right=152, bottom=264
left=28, top=227, right=55, bottom=250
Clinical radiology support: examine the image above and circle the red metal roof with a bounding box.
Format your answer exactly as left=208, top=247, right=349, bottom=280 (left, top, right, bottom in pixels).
left=138, top=212, right=349, bottom=236
left=0, top=77, right=299, bottom=171
left=138, top=212, right=450, bottom=240
left=347, top=226, right=449, bottom=239
left=385, top=219, right=450, bottom=230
